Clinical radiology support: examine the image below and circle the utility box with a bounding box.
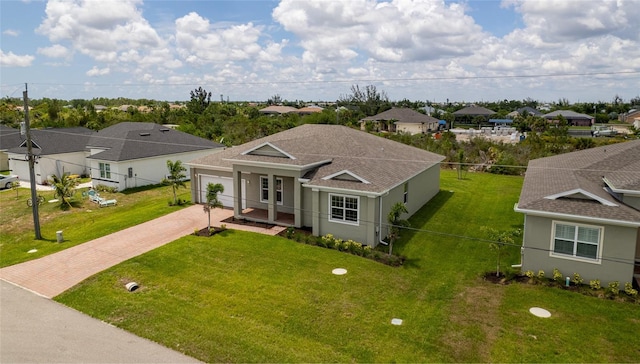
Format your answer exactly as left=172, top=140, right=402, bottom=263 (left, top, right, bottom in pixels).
left=56, top=230, right=63, bottom=243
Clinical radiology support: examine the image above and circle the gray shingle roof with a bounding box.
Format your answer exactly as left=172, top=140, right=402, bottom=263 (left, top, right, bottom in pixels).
left=360, top=107, right=439, bottom=125
left=87, top=122, right=223, bottom=162
left=517, top=140, right=640, bottom=224
left=189, top=124, right=445, bottom=195
left=542, top=110, right=592, bottom=119
left=0, top=125, right=24, bottom=151
left=515, top=107, right=542, bottom=116
left=6, top=127, right=95, bottom=155
left=452, top=106, right=496, bottom=116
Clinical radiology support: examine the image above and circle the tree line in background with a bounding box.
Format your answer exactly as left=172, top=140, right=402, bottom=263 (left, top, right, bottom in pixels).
left=1, top=86, right=638, bottom=176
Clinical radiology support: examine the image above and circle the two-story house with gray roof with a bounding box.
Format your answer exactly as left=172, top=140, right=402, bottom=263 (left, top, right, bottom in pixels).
left=188, top=124, right=445, bottom=247
left=515, top=140, right=640, bottom=286
left=87, top=122, right=224, bottom=191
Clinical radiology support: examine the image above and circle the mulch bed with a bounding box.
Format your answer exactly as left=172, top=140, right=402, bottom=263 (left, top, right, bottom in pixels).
left=220, top=216, right=276, bottom=229
left=195, top=227, right=226, bottom=237
left=195, top=217, right=280, bottom=237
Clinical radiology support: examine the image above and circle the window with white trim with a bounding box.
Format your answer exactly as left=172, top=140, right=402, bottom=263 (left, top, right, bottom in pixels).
left=552, top=222, right=601, bottom=261
left=329, top=194, right=359, bottom=225
left=260, top=176, right=282, bottom=205
left=99, top=163, right=111, bottom=179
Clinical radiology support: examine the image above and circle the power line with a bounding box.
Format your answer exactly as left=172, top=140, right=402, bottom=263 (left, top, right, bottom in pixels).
left=13, top=70, right=640, bottom=88
left=27, top=153, right=639, bottom=268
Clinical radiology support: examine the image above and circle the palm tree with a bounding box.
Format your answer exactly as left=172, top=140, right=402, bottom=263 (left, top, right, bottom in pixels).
left=163, top=160, right=187, bottom=205
left=203, top=183, right=224, bottom=231
left=48, top=173, right=79, bottom=208
left=387, top=202, right=409, bottom=256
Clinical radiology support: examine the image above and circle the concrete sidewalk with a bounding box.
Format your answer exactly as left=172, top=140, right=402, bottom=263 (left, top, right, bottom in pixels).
left=0, top=204, right=285, bottom=298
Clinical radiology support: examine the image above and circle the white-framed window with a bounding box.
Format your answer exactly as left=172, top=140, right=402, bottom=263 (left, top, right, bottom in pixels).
left=329, top=193, right=359, bottom=225
left=551, top=221, right=602, bottom=262
left=260, top=176, right=282, bottom=205
left=403, top=183, right=409, bottom=204
left=99, top=162, right=111, bottom=179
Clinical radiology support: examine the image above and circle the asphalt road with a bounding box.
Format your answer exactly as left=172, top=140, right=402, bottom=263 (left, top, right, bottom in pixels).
left=0, top=280, right=200, bottom=363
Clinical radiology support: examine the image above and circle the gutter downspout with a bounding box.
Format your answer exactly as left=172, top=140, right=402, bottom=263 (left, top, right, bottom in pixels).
left=379, top=191, right=390, bottom=246
left=511, top=205, right=525, bottom=268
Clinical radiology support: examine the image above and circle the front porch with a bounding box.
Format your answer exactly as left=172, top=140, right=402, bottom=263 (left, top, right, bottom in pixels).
left=238, top=208, right=295, bottom=227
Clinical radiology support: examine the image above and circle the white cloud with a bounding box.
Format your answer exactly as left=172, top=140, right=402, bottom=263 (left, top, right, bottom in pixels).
left=3, top=29, right=19, bottom=36
left=175, top=12, right=276, bottom=64
left=1, top=0, right=637, bottom=102
left=0, top=50, right=34, bottom=67
left=35, top=0, right=168, bottom=67
left=505, top=0, right=639, bottom=42
left=86, top=66, right=110, bottom=76
left=37, top=44, right=71, bottom=59
left=273, top=0, right=486, bottom=65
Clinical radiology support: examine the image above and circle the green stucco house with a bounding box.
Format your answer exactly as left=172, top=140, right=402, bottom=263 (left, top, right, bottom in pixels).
left=188, top=124, right=444, bottom=247
left=515, top=140, right=640, bottom=286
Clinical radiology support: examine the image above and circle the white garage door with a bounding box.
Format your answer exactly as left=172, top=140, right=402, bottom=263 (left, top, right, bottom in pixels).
left=199, top=175, right=245, bottom=209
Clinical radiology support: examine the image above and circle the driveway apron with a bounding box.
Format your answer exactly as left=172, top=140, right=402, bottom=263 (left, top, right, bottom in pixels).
left=0, top=205, right=284, bottom=298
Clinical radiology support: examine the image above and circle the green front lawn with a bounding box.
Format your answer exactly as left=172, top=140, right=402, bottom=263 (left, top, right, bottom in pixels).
left=0, top=183, right=192, bottom=267
left=55, top=171, right=640, bottom=362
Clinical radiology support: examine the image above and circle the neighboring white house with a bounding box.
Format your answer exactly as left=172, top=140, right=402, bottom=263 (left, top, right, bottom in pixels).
left=6, top=127, right=95, bottom=184
left=0, top=125, right=24, bottom=171
left=86, top=122, right=224, bottom=191
left=5, top=122, right=224, bottom=190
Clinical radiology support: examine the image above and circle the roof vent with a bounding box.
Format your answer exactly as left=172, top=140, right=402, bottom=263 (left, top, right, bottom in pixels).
left=139, top=132, right=151, bottom=136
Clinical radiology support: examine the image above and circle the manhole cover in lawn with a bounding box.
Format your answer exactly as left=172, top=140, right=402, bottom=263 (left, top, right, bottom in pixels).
left=332, top=268, right=347, bottom=275
left=391, top=318, right=403, bottom=325
left=529, top=307, right=551, bottom=318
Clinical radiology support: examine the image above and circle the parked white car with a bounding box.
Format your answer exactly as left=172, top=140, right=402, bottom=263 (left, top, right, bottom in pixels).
left=0, top=174, right=19, bottom=189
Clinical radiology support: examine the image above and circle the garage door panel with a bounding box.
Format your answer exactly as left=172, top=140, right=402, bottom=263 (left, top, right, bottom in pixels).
left=199, top=175, right=245, bottom=208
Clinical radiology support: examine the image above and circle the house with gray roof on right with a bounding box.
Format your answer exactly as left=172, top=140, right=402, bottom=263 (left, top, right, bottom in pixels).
left=515, top=140, right=640, bottom=286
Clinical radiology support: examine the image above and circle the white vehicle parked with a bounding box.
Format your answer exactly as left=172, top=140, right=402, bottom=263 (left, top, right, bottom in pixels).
left=591, top=125, right=617, bottom=137
left=0, top=174, right=19, bottom=189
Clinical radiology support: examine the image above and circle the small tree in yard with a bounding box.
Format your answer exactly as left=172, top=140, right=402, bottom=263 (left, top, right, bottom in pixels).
left=163, top=160, right=187, bottom=205
left=203, top=183, right=224, bottom=231
left=387, top=202, right=409, bottom=256
left=11, top=181, right=20, bottom=199
left=49, top=173, right=79, bottom=208
left=483, top=227, right=522, bottom=277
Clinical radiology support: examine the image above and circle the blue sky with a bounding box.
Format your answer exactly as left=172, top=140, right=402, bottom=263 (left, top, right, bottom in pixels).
left=1, top=0, right=639, bottom=103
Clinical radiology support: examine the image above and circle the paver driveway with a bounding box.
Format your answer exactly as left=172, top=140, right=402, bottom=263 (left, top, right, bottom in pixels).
left=0, top=205, right=285, bottom=298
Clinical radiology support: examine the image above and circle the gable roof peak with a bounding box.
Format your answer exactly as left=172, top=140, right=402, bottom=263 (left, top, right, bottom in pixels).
left=241, top=142, right=296, bottom=160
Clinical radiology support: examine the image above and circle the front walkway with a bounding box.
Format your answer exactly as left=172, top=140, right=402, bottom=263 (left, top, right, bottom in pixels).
left=0, top=205, right=285, bottom=298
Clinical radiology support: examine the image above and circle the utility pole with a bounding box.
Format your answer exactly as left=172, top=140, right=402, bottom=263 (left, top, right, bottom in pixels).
left=23, top=83, right=42, bottom=239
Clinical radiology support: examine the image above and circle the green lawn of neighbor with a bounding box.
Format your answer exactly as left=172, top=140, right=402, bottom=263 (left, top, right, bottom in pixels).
left=0, top=183, right=192, bottom=267
left=56, top=170, right=640, bottom=362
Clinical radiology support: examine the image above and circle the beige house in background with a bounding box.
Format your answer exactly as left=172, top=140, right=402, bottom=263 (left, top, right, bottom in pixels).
left=360, top=107, right=440, bottom=134
left=515, top=140, right=640, bottom=286
left=189, top=124, right=444, bottom=247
